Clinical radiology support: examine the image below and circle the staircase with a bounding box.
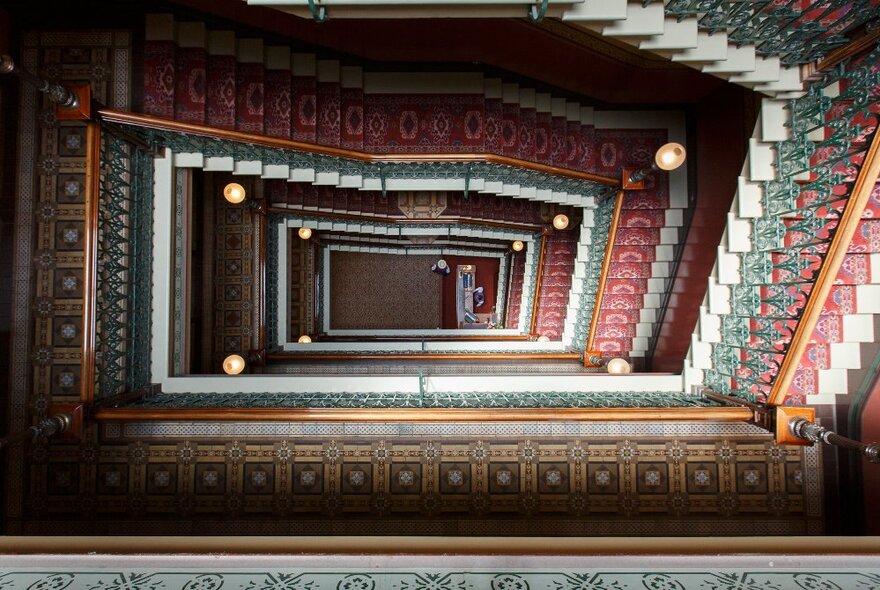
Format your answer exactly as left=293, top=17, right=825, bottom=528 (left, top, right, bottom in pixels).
left=685, top=44, right=880, bottom=406
left=248, top=0, right=879, bottom=99
left=143, top=12, right=687, bottom=357
left=534, top=231, right=578, bottom=340
left=505, top=251, right=527, bottom=330
left=590, top=131, right=683, bottom=361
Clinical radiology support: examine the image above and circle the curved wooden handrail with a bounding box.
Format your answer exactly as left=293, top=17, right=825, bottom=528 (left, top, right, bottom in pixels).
left=767, top=128, right=880, bottom=406
left=584, top=190, right=625, bottom=358
left=97, top=108, right=620, bottom=187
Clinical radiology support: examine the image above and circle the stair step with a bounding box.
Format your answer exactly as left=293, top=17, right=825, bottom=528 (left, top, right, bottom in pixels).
left=602, top=2, right=665, bottom=37
left=702, top=45, right=757, bottom=74
left=670, top=31, right=729, bottom=64
left=729, top=56, right=781, bottom=85
left=755, top=67, right=804, bottom=94
left=639, top=18, right=699, bottom=51
left=561, top=0, right=628, bottom=21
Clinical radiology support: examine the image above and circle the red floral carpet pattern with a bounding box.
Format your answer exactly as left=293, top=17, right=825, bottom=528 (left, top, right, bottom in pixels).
left=786, top=182, right=880, bottom=405
left=592, top=130, right=670, bottom=359
left=143, top=22, right=606, bottom=169
left=535, top=232, right=578, bottom=340
left=505, top=251, right=527, bottom=329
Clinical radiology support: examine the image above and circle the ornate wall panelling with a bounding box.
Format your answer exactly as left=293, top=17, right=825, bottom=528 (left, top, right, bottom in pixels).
left=209, top=176, right=264, bottom=371
left=15, top=421, right=822, bottom=535
left=7, top=31, right=130, bottom=532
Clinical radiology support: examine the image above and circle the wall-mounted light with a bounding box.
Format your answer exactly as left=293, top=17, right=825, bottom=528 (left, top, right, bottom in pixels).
left=223, top=182, right=246, bottom=204
left=655, top=142, right=687, bottom=171
left=623, top=142, right=687, bottom=189
left=298, top=227, right=313, bottom=240
left=606, top=357, right=632, bottom=375
left=512, top=240, right=524, bottom=252
left=298, top=335, right=312, bottom=344
left=222, top=354, right=246, bottom=375
left=552, top=214, right=569, bottom=230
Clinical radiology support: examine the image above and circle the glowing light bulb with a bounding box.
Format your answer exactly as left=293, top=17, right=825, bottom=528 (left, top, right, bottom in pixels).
left=222, top=354, right=246, bottom=375
left=654, top=142, right=687, bottom=171
left=552, top=214, right=569, bottom=230
left=298, top=335, right=312, bottom=344
left=298, top=227, right=313, bottom=240
left=537, top=335, right=550, bottom=342
left=606, top=357, right=632, bottom=375
left=223, top=183, right=246, bottom=204
left=512, top=240, right=524, bottom=252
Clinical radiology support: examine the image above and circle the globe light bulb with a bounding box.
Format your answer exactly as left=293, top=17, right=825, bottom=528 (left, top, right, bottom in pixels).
left=298, top=227, right=313, bottom=240
left=654, top=142, right=687, bottom=171
left=537, top=335, right=550, bottom=342
left=512, top=240, right=524, bottom=252
left=606, top=357, right=632, bottom=375
left=298, top=334, right=312, bottom=344
left=552, top=214, right=569, bottom=230
left=223, top=183, right=246, bottom=204
left=222, top=354, right=246, bottom=375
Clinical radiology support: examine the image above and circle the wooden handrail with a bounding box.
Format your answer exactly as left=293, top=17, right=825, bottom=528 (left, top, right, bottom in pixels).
left=312, top=335, right=531, bottom=342
left=816, top=28, right=880, bottom=73
left=585, top=191, right=625, bottom=357
left=80, top=122, right=101, bottom=403
left=265, top=352, right=581, bottom=361
left=767, top=129, right=880, bottom=406
left=93, top=406, right=753, bottom=423
left=319, top=237, right=509, bottom=253
left=96, top=108, right=620, bottom=186
left=529, top=232, right=549, bottom=335
left=267, top=206, right=542, bottom=233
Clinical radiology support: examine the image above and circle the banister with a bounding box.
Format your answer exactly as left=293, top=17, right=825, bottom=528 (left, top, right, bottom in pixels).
left=767, top=127, right=880, bottom=406
left=96, top=108, right=620, bottom=187
left=267, top=206, right=543, bottom=233
left=81, top=122, right=101, bottom=403
left=584, top=190, right=625, bottom=358
left=92, top=406, right=753, bottom=423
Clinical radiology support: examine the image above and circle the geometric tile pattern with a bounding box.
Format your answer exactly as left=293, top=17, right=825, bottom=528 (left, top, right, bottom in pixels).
left=210, top=181, right=262, bottom=370
left=20, top=425, right=822, bottom=535
left=6, top=31, right=131, bottom=531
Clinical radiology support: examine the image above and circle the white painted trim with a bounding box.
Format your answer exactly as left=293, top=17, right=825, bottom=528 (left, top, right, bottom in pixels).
left=277, top=221, right=288, bottom=347
left=326, top=244, right=506, bottom=258
left=518, top=244, right=537, bottom=332
left=325, top=328, right=521, bottom=336
left=323, top=245, right=331, bottom=333
left=151, top=149, right=174, bottom=386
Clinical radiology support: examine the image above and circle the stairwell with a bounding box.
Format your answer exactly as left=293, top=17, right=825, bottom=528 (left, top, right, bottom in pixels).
left=143, top=11, right=687, bottom=355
